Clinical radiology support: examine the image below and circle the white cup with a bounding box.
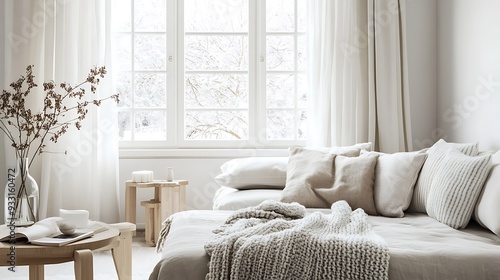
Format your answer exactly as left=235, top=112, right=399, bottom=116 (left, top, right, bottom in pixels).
left=59, top=209, right=89, bottom=228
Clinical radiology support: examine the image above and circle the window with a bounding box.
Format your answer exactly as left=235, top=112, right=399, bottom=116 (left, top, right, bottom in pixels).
left=112, top=0, right=308, bottom=148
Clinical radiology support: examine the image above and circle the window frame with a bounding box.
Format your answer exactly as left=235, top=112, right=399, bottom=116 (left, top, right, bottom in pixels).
left=117, top=0, right=307, bottom=149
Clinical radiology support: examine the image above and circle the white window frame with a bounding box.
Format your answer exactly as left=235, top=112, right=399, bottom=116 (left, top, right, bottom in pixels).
left=117, top=0, right=307, bottom=149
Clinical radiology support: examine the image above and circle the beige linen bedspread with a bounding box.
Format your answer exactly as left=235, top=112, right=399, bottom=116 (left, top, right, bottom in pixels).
left=149, top=210, right=500, bottom=280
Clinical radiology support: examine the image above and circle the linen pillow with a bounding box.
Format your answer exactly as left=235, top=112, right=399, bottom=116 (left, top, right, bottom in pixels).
left=473, top=150, right=500, bottom=236
left=426, top=149, right=492, bottom=229
left=408, top=139, right=479, bottom=213
left=361, top=150, right=427, bottom=217
left=280, top=147, right=379, bottom=215
left=214, top=157, right=288, bottom=189
left=280, top=147, right=335, bottom=207
left=322, top=153, right=379, bottom=215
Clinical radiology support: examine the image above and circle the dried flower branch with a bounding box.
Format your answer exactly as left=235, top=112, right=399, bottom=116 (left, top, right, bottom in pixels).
left=0, top=65, right=120, bottom=167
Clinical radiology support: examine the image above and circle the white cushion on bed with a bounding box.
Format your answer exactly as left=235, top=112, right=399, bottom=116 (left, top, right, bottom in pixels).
left=212, top=186, right=282, bottom=210
left=427, top=148, right=492, bottom=229
left=408, top=139, right=479, bottom=213
left=474, top=150, right=500, bottom=236
left=361, top=149, right=427, bottom=217
left=214, top=157, right=288, bottom=189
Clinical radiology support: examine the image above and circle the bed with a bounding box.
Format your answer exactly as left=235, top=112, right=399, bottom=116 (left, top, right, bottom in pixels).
left=149, top=209, right=500, bottom=280
left=150, top=141, right=500, bottom=279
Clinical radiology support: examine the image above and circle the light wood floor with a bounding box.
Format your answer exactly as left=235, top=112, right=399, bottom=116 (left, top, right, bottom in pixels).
left=0, top=230, right=162, bottom=280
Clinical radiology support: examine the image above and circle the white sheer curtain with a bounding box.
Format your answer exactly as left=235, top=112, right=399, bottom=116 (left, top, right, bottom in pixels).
left=3, top=0, right=119, bottom=223
left=307, top=0, right=412, bottom=153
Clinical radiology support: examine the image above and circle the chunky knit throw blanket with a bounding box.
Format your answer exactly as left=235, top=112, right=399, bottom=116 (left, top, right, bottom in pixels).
left=204, top=200, right=390, bottom=280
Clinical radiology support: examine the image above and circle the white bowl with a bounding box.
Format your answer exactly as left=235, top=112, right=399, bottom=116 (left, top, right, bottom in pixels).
left=57, top=221, right=76, bottom=235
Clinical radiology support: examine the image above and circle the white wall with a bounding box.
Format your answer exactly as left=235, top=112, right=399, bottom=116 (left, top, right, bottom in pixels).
left=437, top=0, right=500, bottom=150
left=405, top=0, right=438, bottom=150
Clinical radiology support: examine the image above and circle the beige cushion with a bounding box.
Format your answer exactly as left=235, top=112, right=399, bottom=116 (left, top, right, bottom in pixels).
left=322, top=153, right=379, bottom=215
left=280, top=147, right=378, bottom=215
left=214, top=157, right=288, bottom=189
left=408, top=139, right=479, bottom=213
left=474, top=150, right=500, bottom=236
left=426, top=149, right=492, bottom=229
left=280, top=147, right=335, bottom=207
left=361, top=150, right=427, bottom=217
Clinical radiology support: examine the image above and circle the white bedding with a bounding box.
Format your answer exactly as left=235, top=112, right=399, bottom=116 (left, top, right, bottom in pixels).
left=149, top=209, right=500, bottom=280
left=212, top=186, right=282, bottom=210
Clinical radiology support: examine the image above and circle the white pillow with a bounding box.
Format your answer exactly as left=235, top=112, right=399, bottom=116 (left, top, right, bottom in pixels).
left=426, top=148, right=492, bottom=229
left=361, top=150, right=427, bottom=217
left=214, top=157, right=288, bottom=189
left=408, top=139, right=479, bottom=213
left=474, top=150, right=500, bottom=236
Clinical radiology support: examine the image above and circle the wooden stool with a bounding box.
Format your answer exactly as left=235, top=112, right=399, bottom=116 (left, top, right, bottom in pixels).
left=140, top=200, right=161, bottom=246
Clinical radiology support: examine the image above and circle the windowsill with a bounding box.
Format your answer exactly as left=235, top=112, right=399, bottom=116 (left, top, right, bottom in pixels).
left=119, top=148, right=289, bottom=159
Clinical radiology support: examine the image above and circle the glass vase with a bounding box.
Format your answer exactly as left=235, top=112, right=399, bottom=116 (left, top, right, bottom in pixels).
left=4, top=158, right=39, bottom=226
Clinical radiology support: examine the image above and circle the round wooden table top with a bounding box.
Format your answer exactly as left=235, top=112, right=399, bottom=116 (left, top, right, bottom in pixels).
left=0, top=226, right=119, bottom=266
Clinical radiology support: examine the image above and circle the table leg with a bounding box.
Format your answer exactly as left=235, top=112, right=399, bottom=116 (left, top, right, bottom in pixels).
left=112, top=230, right=133, bottom=280
left=179, top=185, right=187, bottom=211
left=125, top=184, right=136, bottom=224
left=74, top=249, right=93, bottom=280
left=159, top=187, right=174, bottom=222
left=29, top=265, right=44, bottom=280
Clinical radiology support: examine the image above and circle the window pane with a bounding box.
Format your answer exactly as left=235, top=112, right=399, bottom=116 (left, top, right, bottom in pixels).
left=266, top=110, right=294, bottom=140
left=185, top=35, right=248, bottom=71
left=113, top=34, right=132, bottom=70
left=266, top=35, right=294, bottom=71
left=297, top=110, right=307, bottom=139
left=185, top=0, right=248, bottom=32
left=116, top=73, right=132, bottom=108
left=134, top=73, right=167, bottom=108
left=185, top=74, right=248, bottom=109
left=134, top=0, right=167, bottom=32
left=118, top=111, right=132, bottom=140
left=297, top=35, right=307, bottom=71
left=266, top=74, right=294, bottom=108
left=111, top=0, right=131, bottom=32
left=134, top=111, right=166, bottom=140
left=266, top=0, right=294, bottom=32
left=185, top=110, right=248, bottom=140
left=134, top=34, right=166, bottom=70
left=297, top=73, right=308, bottom=108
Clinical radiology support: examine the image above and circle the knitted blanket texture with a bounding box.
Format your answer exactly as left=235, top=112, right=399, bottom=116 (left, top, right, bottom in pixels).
left=204, top=200, right=390, bottom=280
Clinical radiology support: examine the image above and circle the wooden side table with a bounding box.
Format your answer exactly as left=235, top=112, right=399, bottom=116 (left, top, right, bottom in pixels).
left=0, top=222, right=135, bottom=280
left=125, top=180, right=188, bottom=245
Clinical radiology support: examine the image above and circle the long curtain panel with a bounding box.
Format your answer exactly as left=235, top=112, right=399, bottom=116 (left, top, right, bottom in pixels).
left=3, top=0, right=119, bottom=223
left=307, top=0, right=412, bottom=153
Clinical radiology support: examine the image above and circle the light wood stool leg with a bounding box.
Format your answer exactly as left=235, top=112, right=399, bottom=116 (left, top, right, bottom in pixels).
left=29, top=265, right=44, bottom=280
left=74, top=249, right=93, bottom=280
left=153, top=202, right=161, bottom=244
left=108, top=222, right=135, bottom=280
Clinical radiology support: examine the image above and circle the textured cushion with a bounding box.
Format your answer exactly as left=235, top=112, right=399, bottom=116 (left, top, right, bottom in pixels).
left=408, top=139, right=479, bottom=213
left=474, top=150, right=500, bottom=236
left=280, top=147, right=335, bottom=207
left=426, top=149, right=492, bottom=229
left=280, top=147, right=378, bottom=215
left=214, top=157, right=288, bottom=189
left=361, top=150, right=427, bottom=217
